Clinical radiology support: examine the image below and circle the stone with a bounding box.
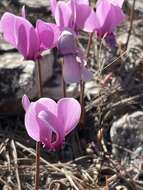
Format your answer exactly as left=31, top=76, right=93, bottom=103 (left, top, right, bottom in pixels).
left=110, top=111, right=143, bottom=161
left=127, top=0, right=143, bottom=16
left=0, top=53, right=35, bottom=101
left=0, top=51, right=54, bottom=113
left=0, top=35, right=15, bottom=52
left=0, top=49, right=79, bottom=113
left=18, top=0, right=49, bottom=9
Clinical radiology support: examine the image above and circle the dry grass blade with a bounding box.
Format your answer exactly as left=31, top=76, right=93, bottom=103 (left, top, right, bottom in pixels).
left=15, top=141, right=88, bottom=189
left=64, top=173, right=80, bottom=190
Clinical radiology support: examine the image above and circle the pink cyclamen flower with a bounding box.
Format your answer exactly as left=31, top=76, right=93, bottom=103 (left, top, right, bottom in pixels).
left=50, top=0, right=94, bottom=33
left=0, top=12, right=59, bottom=60
left=58, top=29, right=93, bottom=83
left=84, top=0, right=125, bottom=37
left=22, top=95, right=81, bottom=151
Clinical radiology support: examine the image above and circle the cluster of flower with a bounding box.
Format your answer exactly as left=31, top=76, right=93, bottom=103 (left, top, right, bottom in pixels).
left=0, top=0, right=125, bottom=151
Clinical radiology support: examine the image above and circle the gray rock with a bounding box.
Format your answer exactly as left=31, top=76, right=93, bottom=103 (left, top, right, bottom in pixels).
left=127, top=0, right=143, bottom=16
left=0, top=49, right=79, bottom=113
left=0, top=36, right=15, bottom=52
left=19, top=0, right=49, bottom=9
left=0, top=51, right=54, bottom=113
left=110, top=111, right=143, bottom=161
left=0, top=53, right=35, bottom=102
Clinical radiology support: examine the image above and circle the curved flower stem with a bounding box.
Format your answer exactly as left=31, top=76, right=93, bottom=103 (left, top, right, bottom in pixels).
left=62, top=59, right=66, bottom=97
left=35, top=59, right=43, bottom=190
left=79, top=80, right=85, bottom=126
left=80, top=32, right=94, bottom=127
left=35, top=142, right=40, bottom=190
left=86, top=33, right=94, bottom=59
left=126, top=0, right=136, bottom=48
left=37, top=59, right=43, bottom=97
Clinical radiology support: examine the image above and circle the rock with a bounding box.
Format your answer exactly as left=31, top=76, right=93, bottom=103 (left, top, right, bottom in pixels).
left=110, top=111, right=143, bottom=161
left=127, top=0, right=143, bottom=16
left=18, top=0, right=49, bottom=9
left=0, top=36, right=15, bottom=52
left=0, top=51, right=54, bottom=113
left=85, top=80, right=99, bottom=96
left=0, top=49, right=79, bottom=113
left=117, top=33, right=142, bottom=50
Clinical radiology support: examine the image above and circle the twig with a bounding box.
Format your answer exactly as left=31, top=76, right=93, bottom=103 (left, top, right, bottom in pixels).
left=49, top=180, right=66, bottom=190
left=126, top=0, right=136, bottom=48
left=15, top=141, right=83, bottom=188
left=103, top=50, right=127, bottom=71
left=109, top=93, right=143, bottom=109
left=0, top=177, right=7, bottom=185
left=5, top=150, right=11, bottom=171
left=108, top=142, right=143, bottom=160
left=105, top=155, right=137, bottom=189
left=0, top=138, right=9, bottom=154
left=65, top=173, right=80, bottom=190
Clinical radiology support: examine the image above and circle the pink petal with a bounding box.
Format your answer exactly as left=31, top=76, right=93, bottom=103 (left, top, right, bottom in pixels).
left=55, top=1, right=72, bottom=29
left=50, top=0, right=57, bottom=16
left=37, top=98, right=57, bottom=115
left=0, top=12, right=17, bottom=46
left=25, top=102, right=41, bottom=142
left=24, top=99, right=58, bottom=145
left=0, top=13, right=40, bottom=60
left=107, top=5, right=125, bottom=32
left=38, top=110, right=64, bottom=150
left=109, top=0, right=124, bottom=7
left=22, top=95, right=31, bottom=111
left=58, top=29, right=76, bottom=55
left=48, top=23, right=61, bottom=46
left=63, top=55, right=81, bottom=83
left=83, top=9, right=98, bottom=32
left=74, top=4, right=92, bottom=30
left=15, top=17, right=39, bottom=60
left=35, top=99, right=64, bottom=150
left=75, top=0, right=89, bottom=5
left=17, top=25, right=39, bottom=60
left=96, top=0, right=111, bottom=28
left=28, top=27, right=40, bottom=60
left=57, top=98, right=81, bottom=135
left=94, top=0, right=125, bottom=36
left=16, top=24, right=28, bottom=58
left=37, top=110, right=52, bottom=148
left=36, top=20, right=60, bottom=50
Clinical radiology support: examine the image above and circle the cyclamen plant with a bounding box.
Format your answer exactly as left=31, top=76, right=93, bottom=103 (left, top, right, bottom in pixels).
left=0, top=0, right=126, bottom=189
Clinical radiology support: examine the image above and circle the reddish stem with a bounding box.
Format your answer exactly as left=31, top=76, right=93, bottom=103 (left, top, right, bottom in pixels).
left=62, top=59, right=66, bottom=97
left=80, top=32, right=94, bottom=127
left=35, top=59, right=43, bottom=190
left=35, top=142, right=40, bottom=190
left=37, top=59, right=43, bottom=97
